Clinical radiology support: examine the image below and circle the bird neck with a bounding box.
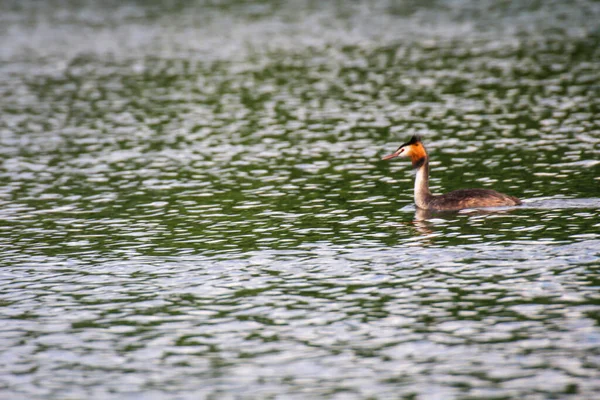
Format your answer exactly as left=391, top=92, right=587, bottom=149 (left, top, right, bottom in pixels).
left=413, top=157, right=432, bottom=209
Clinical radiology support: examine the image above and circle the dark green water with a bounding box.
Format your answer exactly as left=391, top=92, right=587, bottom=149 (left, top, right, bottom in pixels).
left=1, top=1, right=599, bottom=399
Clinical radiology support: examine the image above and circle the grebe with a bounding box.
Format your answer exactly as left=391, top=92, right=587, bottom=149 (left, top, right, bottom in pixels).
left=382, top=135, right=521, bottom=211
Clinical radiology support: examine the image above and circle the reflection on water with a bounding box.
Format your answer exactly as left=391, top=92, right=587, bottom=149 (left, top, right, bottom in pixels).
left=1, top=0, right=599, bottom=399
left=410, top=197, right=600, bottom=241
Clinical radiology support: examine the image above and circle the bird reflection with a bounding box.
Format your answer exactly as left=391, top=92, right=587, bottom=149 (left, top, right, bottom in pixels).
left=412, top=208, right=435, bottom=235
left=411, top=207, right=516, bottom=237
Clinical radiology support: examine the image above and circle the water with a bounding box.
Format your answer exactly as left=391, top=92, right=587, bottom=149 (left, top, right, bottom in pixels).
left=1, top=1, right=599, bottom=398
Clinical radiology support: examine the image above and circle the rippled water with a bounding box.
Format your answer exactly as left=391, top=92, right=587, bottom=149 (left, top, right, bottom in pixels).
left=1, top=1, right=600, bottom=399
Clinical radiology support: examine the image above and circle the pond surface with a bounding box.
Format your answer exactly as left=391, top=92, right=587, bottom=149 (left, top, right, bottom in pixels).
left=1, top=1, right=599, bottom=399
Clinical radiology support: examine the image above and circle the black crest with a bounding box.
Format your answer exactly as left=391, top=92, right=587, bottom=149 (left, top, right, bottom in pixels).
left=400, top=134, right=422, bottom=148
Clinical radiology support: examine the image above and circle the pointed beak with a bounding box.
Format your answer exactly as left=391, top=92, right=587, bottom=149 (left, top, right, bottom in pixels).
left=382, top=148, right=403, bottom=160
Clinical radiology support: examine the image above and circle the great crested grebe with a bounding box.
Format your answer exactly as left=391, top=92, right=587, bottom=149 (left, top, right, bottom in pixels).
left=382, top=135, right=521, bottom=211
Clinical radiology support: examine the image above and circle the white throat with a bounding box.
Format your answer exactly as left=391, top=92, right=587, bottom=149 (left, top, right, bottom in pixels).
left=414, top=163, right=431, bottom=209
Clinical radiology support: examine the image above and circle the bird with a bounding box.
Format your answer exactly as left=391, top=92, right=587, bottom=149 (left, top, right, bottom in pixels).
left=382, top=135, right=521, bottom=211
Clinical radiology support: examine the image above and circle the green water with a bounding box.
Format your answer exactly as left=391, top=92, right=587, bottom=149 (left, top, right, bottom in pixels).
left=1, top=1, right=599, bottom=399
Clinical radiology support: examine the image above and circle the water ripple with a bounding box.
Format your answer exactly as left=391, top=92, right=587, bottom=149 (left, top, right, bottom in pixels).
left=1, top=0, right=599, bottom=398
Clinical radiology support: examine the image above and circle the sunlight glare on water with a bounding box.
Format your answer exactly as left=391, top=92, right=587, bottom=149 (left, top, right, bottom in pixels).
left=0, top=0, right=599, bottom=399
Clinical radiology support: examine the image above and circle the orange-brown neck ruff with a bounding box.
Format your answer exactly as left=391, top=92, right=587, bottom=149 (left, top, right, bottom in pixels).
left=409, top=143, right=428, bottom=169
